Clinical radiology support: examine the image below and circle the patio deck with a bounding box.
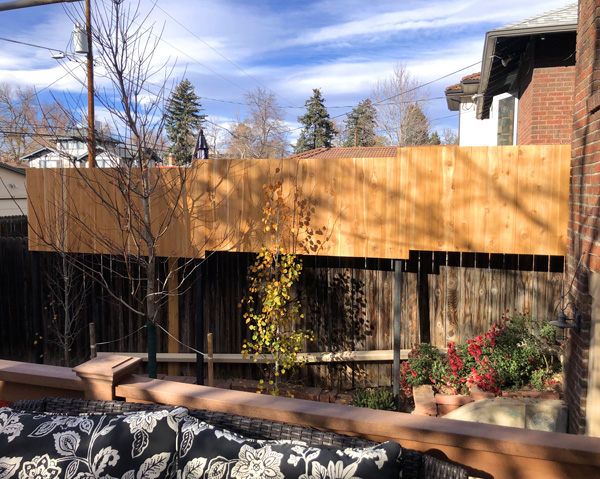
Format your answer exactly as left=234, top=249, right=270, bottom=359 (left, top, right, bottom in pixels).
left=1, top=354, right=599, bottom=479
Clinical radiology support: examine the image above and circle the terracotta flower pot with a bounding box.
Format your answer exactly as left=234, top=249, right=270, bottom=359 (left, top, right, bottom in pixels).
left=435, top=394, right=473, bottom=417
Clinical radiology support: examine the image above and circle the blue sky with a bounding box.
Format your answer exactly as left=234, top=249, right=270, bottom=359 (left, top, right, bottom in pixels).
left=0, top=0, right=572, bottom=148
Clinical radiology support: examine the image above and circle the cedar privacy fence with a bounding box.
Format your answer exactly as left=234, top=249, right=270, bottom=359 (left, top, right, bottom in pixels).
left=0, top=145, right=570, bottom=388
left=27, top=145, right=569, bottom=258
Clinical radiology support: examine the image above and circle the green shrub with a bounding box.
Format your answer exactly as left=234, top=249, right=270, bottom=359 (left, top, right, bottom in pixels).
left=351, top=388, right=397, bottom=411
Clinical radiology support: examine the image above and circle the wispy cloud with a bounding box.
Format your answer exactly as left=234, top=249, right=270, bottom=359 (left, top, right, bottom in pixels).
left=0, top=0, right=573, bottom=139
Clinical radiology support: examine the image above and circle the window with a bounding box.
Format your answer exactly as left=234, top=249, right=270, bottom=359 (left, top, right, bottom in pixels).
left=497, top=96, right=515, bottom=146
left=39, top=159, right=59, bottom=168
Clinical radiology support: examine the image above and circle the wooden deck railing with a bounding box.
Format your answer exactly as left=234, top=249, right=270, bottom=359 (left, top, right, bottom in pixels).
left=26, top=145, right=570, bottom=259
left=1, top=355, right=599, bottom=479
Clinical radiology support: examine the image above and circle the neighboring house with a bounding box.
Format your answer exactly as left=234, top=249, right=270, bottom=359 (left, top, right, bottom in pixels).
left=445, top=4, right=576, bottom=146
left=21, top=128, right=162, bottom=167
left=0, top=162, right=26, bottom=216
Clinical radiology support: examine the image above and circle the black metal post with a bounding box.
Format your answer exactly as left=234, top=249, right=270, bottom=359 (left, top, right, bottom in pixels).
left=393, top=259, right=402, bottom=399
left=195, top=261, right=205, bottom=385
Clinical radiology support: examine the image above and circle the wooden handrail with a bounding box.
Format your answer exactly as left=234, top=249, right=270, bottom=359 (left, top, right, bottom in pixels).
left=99, top=349, right=431, bottom=363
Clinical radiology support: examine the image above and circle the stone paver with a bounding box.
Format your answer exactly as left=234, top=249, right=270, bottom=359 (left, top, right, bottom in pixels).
left=442, top=397, right=568, bottom=432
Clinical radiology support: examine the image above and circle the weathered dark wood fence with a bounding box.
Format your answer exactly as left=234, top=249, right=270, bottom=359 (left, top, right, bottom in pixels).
left=0, top=217, right=564, bottom=390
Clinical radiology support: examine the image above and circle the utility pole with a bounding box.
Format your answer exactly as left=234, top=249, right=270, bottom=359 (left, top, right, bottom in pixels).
left=85, top=0, right=95, bottom=167
left=0, top=0, right=93, bottom=167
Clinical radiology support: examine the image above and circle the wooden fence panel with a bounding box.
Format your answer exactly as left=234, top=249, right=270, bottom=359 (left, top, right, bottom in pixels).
left=27, top=145, right=571, bottom=260
left=0, top=243, right=566, bottom=388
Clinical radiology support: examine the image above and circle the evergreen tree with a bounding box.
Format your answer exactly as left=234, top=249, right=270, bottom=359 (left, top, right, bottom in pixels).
left=164, top=79, right=206, bottom=164
left=343, top=99, right=378, bottom=147
left=429, top=131, right=441, bottom=145
left=294, top=89, right=336, bottom=153
left=401, top=102, right=430, bottom=146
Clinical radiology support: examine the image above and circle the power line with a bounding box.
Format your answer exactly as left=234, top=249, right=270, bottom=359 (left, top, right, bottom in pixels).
left=0, top=36, right=62, bottom=52
left=429, top=113, right=459, bottom=123
left=369, top=61, right=482, bottom=108
left=284, top=62, right=481, bottom=135
left=0, top=32, right=459, bottom=114
left=150, top=0, right=296, bottom=108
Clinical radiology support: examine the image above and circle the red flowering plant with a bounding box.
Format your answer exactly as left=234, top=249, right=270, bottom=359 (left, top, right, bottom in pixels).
left=400, top=313, right=563, bottom=397
left=399, top=343, right=446, bottom=397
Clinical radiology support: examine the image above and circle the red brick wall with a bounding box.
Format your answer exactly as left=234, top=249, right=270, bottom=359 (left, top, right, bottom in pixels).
left=518, top=66, right=575, bottom=144
left=567, top=0, right=600, bottom=434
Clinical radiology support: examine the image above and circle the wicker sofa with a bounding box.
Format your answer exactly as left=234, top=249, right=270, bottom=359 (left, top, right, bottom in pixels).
left=7, top=397, right=468, bottom=479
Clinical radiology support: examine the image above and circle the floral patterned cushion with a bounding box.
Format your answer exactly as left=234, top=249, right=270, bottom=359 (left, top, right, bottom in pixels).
left=0, top=406, right=188, bottom=479
left=177, top=415, right=402, bottom=479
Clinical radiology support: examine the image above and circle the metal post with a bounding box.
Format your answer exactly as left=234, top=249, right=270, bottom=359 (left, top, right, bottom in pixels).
left=207, top=332, right=214, bottom=387
left=195, top=261, right=205, bottom=385
left=89, top=322, right=96, bottom=358
left=393, top=260, right=402, bottom=399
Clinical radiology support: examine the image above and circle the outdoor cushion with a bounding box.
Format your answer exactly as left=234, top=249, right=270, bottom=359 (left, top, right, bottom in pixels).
left=177, top=414, right=403, bottom=479
left=0, top=406, right=188, bottom=479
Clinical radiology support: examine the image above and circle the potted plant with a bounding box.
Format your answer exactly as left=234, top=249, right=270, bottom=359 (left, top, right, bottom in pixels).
left=400, top=314, right=563, bottom=416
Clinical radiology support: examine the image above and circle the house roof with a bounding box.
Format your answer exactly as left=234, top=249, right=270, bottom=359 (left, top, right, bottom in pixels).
left=477, top=4, right=577, bottom=119
left=445, top=73, right=482, bottom=111
left=461, top=72, right=481, bottom=83
left=493, top=4, right=577, bottom=34
left=57, top=127, right=120, bottom=144
left=19, top=147, right=53, bottom=161
left=0, top=162, right=26, bottom=175
left=287, top=147, right=399, bottom=160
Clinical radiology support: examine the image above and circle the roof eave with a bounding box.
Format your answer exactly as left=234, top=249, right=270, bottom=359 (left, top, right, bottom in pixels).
left=0, top=163, right=26, bottom=175
left=445, top=90, right=462, bottom=111
left=476, top=23, right=577, bottom=119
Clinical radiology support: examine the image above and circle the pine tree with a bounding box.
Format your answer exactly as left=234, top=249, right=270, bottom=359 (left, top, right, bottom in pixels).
left=294, top=89, right=337, bottom=153
left=164, top=79, right=206, bottom=164
left=401, top=103, right=430, bottom=146
left=343, top=99, right=377, bottom=147
left=429, top=131, right=441, bottom=145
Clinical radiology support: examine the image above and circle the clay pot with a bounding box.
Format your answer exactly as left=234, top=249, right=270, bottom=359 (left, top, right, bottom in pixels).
left=435, top=394, right=473, bottom=417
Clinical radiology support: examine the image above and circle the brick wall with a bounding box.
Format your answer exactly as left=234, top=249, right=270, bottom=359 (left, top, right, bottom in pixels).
left=518, top=66, right=575, bottom=144
left=567, top=0, right=600, bottom=434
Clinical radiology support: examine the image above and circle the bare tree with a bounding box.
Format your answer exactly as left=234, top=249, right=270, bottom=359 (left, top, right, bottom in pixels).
left=0, top=83, right=72, bottom=162
left=226, top=115, right=255, bottom=159
left=203, top=121, right=228, bottom=158
left=226, top=87, right=288, bottom=159
left=245, top=87, right=288, bottom=158
left=371, top=63, right=430, bottom=146
left=45, top=172, right=89, bottom=366
left=442, top=127, right=458, bottom=145
left=28, top=0, right=229, bottom=377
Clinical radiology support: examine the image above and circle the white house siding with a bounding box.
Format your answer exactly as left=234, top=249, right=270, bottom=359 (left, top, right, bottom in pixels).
left=0, top=166, right=27, bottom=216
left=28, top=151, right=120, bottom=168
left=459, top=92, right=518, bottom=146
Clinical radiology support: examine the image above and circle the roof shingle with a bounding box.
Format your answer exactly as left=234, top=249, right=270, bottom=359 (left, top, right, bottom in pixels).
left=287, top=147, right=400, bottom=160
left=493, top=4, right=577, bottom=32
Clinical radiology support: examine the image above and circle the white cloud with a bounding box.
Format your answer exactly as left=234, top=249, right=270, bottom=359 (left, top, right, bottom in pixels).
left=278, top=0, right=570, bottom=49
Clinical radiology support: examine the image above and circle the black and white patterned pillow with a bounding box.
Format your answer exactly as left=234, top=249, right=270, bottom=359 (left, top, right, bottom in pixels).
left=177, top=415, right=402, bottom=479
left=0, top=406, right=188, bottom=479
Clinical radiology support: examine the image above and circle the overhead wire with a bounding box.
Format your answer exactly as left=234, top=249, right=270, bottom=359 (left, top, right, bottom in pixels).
left=149, top=0, right=296, bottom=108
left=0, top=12, right=481, bottom=147
left=0, top=36, right=63, bottom=53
